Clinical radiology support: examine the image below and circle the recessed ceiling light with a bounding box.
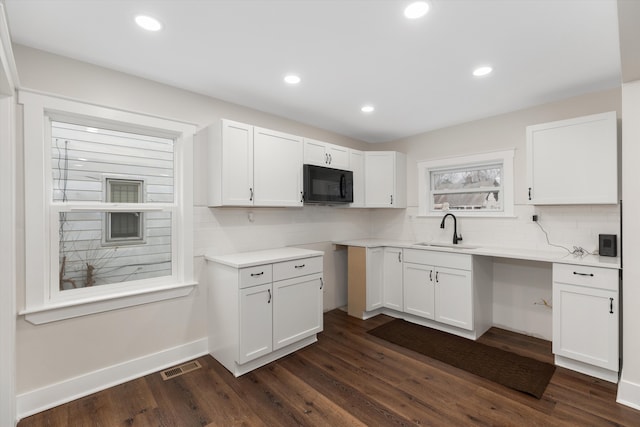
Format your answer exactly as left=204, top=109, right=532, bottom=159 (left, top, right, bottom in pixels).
left=284, top=74, right=301, bottom=85
left=135, top=15, right=162, bottom=32
left=361, top=105, right=375, bottom=113
left=404, top=1, right=430, bottom=19
left=473, top=66, right=493, bottom=77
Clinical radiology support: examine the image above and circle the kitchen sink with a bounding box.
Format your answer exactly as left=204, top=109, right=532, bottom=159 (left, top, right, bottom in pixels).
left=413, top=242, right=479, bottom=250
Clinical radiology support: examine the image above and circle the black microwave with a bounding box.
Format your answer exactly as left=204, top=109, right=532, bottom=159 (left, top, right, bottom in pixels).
left=303, top=164, right=353, bottom=204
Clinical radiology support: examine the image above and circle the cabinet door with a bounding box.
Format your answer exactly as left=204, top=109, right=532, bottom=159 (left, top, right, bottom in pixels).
left=365, top=152, right=395, bottom=207
left=383, top=247, right=403, bottom=311
left=272, top=273, right=323, bottom=350
left=238, top=283, right=273, bottom=364
left=326, top=144, right=350, bottom=169
left=366, top=247, right=384, bottom=311
left=254, top=127, right=303, bottom=206
left=349, top=150, right=365, bottom=207
left=403, top=263, right=434, bottom=319
left=552, top=282, right=618, bottom=370
left=303, top=139, right=328, bottom=166
left=218, top=120, right=254, bottom=206
left=526, top=111, right=617, bottom=204
left=434, top=267, right=473, bottom=330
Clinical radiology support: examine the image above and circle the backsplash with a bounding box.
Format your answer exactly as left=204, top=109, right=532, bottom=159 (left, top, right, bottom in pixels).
left=194, top=205, right=371, bottom=257
left=370, top=204, right=621, bottom=256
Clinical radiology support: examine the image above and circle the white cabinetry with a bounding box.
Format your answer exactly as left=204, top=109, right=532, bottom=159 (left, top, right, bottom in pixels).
left=383, top=247, right=403, bottom=311
left=349, top=149, right=365, bottom=207
left=202, top=120, right=303, bottom=207
left=526, top=111, right=618, bottom=205
left=402, top=249, right=491, bottom=337
left=552, top=263, right=619, bottom=382
left=365, top=151, right=406, bottom=208
left=303, top=138, right=350, bottom=170
left=207, top=249, right=323, bottom=377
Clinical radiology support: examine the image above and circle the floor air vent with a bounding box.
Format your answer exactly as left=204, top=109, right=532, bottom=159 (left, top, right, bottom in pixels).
left=160, top=360, right=202, bottom=380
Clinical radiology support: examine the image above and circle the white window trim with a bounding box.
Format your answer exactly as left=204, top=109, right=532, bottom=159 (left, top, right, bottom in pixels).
left=418, top=149, right=515, bottom=217
left=19, top=90, right=196, bottom=324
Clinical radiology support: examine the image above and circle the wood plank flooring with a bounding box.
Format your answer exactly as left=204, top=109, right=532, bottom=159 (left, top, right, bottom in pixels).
left=18, top=310, right=640, bottom=426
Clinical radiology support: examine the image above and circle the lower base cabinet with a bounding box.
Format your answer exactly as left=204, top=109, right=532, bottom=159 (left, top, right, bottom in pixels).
left=208, top=249, right=324, bottom=377
left=403, top=249, right=485, bottom=334
left=552, top=263, right=619, bottom=382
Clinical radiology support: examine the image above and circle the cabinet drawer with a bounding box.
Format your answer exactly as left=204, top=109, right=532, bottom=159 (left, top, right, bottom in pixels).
left=239, top=264, right=273, bottom=288
left=553, top=263, right=618, bottom=291
left=404, top=249, right=471, bottom=271
left=273, top=256, right=323, bottom=281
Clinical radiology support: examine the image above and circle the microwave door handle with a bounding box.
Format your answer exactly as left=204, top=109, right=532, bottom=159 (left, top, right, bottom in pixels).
left=340, top=174, right=346, bottom=198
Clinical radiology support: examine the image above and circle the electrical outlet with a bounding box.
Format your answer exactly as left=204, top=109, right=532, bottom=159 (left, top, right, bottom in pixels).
left=532, top=215, right=538, bottom=222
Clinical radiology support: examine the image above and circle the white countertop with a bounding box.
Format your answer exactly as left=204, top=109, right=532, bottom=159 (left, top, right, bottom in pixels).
left=336, top=239, right=621, bottom=269
left=205, top=247, right=324, bottom=268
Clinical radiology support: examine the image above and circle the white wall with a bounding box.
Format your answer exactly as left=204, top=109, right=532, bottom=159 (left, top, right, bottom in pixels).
left=13, top=45, right=369, bottom=415
left=619, top=80, right=640, bottom=409
left=370, top=89, right=622, bottom=339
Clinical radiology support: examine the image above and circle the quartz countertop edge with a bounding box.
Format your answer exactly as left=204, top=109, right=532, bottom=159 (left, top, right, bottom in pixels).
left=205, top=247, right=324, bottom=268
left=336, top=239, right=620, bottom=269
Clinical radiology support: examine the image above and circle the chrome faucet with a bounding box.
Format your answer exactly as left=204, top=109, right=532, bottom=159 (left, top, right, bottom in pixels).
left=440, top=213, right=463, bottom=244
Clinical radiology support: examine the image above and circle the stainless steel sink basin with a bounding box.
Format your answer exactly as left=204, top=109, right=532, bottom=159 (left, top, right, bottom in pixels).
left=414, top=242, right=479, bottom=250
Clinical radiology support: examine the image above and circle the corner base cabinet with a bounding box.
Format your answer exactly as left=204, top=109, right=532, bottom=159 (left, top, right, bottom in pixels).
left=552, top=263, right=620, bottom=383
left=207, top=248, right=324, bottom=377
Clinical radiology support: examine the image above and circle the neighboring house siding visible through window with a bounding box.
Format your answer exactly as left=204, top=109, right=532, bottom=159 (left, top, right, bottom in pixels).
left=52, top=121, right=174, bottom=290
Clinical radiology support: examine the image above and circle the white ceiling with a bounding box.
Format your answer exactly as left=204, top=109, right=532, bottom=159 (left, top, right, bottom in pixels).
left=4, top=0, right=621, bottom=143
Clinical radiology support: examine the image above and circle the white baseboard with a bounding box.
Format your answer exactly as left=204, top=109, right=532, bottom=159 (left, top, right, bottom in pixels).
left=617, top=376, right=640, bottom=411
left=16, top=338, right=208, bottom=421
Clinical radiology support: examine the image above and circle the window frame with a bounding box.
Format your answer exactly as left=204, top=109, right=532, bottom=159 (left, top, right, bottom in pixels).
left=418, top=149, right=515, bottom=217
left=20, top=90, right=196, bottom=324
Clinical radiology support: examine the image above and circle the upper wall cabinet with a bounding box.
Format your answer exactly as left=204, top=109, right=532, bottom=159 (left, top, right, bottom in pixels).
left=202, top=119, right=303, bottom=207
left=365, top=151, right=406, bottom=208
left=526, top=111, right=618, bottom=205
left=303, top=138, right=350, bottom=170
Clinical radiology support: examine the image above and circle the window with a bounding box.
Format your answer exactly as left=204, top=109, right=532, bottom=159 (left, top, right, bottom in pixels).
left=418, top=150, right=514, bottom=217
left=20, top=91, right=195, bottom=324
left=105, top=179, right=144, bottom=243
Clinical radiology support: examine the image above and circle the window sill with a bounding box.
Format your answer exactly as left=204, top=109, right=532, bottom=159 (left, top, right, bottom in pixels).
left=19, top=281, right=198, bottom=325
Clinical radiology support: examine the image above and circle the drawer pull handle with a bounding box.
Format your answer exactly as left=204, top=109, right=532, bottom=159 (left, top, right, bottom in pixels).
left=573, top=272, right=594, bottom=277
left=435, top=271, right=439, bottom=283
left=429, top=270, right=433, bottom=282
left=294, top=264, right=305, bottom=269
left=251, top=272, right=264, bottom=277
left=320, top=278, right=324, bottom=289
left=610, top=297, right=614, bottom=314
left=267, top=289, right=271, bottom=304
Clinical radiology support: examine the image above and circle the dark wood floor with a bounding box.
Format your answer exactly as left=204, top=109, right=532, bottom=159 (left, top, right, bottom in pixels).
left=19, top=309, right=640, bottom=426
